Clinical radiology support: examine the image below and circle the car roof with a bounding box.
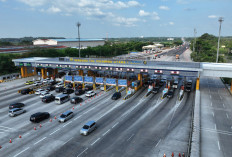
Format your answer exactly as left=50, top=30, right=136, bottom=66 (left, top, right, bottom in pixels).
left=85, top=121, right=96, bottom=126
left=87, top=91, right=93, bottom=93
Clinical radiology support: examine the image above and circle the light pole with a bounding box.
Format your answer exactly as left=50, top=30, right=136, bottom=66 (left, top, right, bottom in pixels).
left=193, top=28, right=197, bottom=52
left=77, top=22, right=81, bottom=58
left=216, top=17, right=224, bottom=63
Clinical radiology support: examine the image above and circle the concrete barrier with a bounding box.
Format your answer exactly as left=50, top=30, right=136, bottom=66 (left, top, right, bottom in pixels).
left=190, top=90, right=200, bottom=157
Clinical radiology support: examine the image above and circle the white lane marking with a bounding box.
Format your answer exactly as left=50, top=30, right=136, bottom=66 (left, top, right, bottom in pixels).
left=91, top=138, right=100, bottom=146
left=74, top=115, right=82, bottom=120
left=49, top=128, right=60, bottom=135
left=218, top=141, right=221, bottom=150
left=223, top=104, right=225, bottom=108
left=63, top=137, right=73, bottom=145
left=83, top=107, right=95, bottom=114
left=212, top=112, right=214, bottom=117
left=102, top=129, right=111, bottom=136
left=215, top=124, right=217, bottom=130
left=112, top=122, right=119, bottom=128
left=155, top=139, right=161, bottom=147
left=210, top=95, right=211, bottom=99
left=0, top=126, right=14, bottom=130
left=226, top=113, right=229, bottom=119
left=220, top=96, right=222, bottom=100
left=211, top=102, right=213, bottom=107
left=13, top=147, right=30, bottom=157
left=34, top=137, right=47, bottom=145
left=23, top=132, right=30, bottom=137
left=127, top=134, right=135, bottom=141
left=63, top=121, right=72, bottom=127
left=77, top=148, right=88, bottom=157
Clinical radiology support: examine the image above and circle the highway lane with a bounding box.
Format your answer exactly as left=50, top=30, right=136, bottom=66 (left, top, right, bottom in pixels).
left=201, top=77, right=232, bottom=157
left=0, top=87, right=146, bottom=157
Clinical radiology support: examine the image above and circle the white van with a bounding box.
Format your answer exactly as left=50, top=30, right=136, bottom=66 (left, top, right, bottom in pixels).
left=55, top=94, right=70, bottom=104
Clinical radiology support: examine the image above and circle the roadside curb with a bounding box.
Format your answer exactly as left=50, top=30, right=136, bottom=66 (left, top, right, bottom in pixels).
left=190, top=90, right=200, bottom=157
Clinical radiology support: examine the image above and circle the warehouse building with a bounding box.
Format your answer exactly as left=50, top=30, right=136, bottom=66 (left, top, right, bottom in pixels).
left=33, top=38, right=105, bottom=48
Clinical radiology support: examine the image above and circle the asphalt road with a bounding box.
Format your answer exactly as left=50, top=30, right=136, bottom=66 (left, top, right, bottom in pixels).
left=0, top=47, right=195, bottom=157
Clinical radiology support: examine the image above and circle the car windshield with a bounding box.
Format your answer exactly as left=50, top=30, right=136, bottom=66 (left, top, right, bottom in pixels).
left=83, top=125, right=89, bottom=129
left=60, top=114, right=66, bottom=118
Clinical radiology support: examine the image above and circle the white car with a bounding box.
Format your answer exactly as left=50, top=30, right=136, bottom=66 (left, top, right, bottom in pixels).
left=35, top=89, right=45, bottom=95
left=85, top=91, right=96, bottom=97
left=55, top=83, right=64, bottom=88
left=33, top=81, right=43, bottom=86
left=8, top=108, right=26, bottom=117
left=40, top=92, right=51, bottom=98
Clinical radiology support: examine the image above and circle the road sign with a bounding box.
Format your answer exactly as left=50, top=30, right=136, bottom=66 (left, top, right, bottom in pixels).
left=84, top=76, right=93, bottom=83
left=118, top=79, right=127, bottom=87
left=106, top=78, right=116, bottom=85
left=96, top=77, right=104, bottom=84
left=74, top=76, right=83, bottom=82
left=65, top=75, right=72, bottom=81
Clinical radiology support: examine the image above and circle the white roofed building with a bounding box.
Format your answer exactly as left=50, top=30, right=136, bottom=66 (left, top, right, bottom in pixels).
left=33, top=38, right=105, bottom=48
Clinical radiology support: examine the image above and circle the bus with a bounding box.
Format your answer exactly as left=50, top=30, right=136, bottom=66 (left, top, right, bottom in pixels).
left=55, top=94, right=70, bottom=104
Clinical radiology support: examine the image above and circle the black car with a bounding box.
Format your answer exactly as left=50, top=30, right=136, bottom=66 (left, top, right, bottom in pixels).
left=46, top=85, right=55, bottom=91
left=70, top=97, right=83, bottom=104
left=85, top=85, right=93, bottom=91
left=63, top=88, right=74, bottom=94
left=159, top=80, right=164, bottom=86
left=42, top=95, right=55, bottom=103
left=75, top=89, right=85, bottom=95
left=21, top=88, right=33, bottom=95
left=75, top=84, right=83, bottom=90
left=9, top=103, right=25, bottom=109
left=167, top=89, right=174, bottom=98
left=48, top=81, right=57, bottom=85
left=67, top=83, right=73, bottom=88
left=185, top=86, right=191, bottom=92
left=152, top=86, right=160, bottom=94
left=55, top=87, right=65, bottom=93
left=30, top=112, right=50, bottom=123
left=111, top=92, right=121, bottom=100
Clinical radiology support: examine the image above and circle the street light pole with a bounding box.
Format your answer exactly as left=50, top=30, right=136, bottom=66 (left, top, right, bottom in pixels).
left=193, top=28, right=197, bottom=52
left=216, top=17, right=224, bottom=63
left=77, top=22, right=81, bottom=58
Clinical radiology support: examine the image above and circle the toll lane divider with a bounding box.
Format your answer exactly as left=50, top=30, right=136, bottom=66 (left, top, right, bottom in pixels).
left=106, top=86, right=115, bottom=92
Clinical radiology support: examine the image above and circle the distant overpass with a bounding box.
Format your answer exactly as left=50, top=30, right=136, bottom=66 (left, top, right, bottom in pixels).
left=12, top=57, right=232, bottom=78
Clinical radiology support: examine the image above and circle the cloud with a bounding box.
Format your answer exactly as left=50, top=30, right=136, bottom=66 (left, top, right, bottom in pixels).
left=184, top=8, right=196, bottom=11
left=139, top=10, right=150, bottom=17
left=152, top=12, right=160, bottom=20
left=18, top=0, right=47, bottom=7
left=114, top=17, right=139, bottom=27
left=159, top=6, right=170, bottom=10
left=47, top=6, right=61, bottom=13
left=208, top=15, right=218, bottom=19
left=177, top=0, right=190, bottom=4
left=138, top=10, right=160, bottom=20
left=169, top=22, right=174, bottom=25
left=0, top=0, right=7, bottom=2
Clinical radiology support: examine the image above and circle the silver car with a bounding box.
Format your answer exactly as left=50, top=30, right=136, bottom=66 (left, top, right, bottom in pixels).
left=58, top=110, right=73, bottom=123
left=8, top=108, right=26, bottom=117
left=80, top=121, right=97, bottom=136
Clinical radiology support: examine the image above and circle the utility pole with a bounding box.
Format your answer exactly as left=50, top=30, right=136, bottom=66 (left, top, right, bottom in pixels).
left=77, top=22, right=81, bottom=58
left=216, top=17, right=224, bottom=63
left=193, top=28, right=197, bottom=52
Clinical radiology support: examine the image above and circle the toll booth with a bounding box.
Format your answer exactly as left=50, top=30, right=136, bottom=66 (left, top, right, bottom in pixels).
left=132, top=80, right=140, bottom=91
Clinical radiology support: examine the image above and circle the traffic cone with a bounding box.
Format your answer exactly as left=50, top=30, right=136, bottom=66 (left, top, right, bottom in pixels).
left=97, top=94, right=98, bottom=96
left=50, top=119, right=52, bottom=122
left=54, top=116, right=57, bottom=120
left=34, top=127, right=36, bottom=130
left=182, top=153, right=185, bottom=157
left=9, top=139, right=12, bottom=143
left=40, top=124, right=42, bottom=128
left=88, top=99, right=90, bottom=101
left=72, top=106, right=74, bottom=110
left=91, top=97, right=92, bottom=100
left=19, top=135, right=22, bottom=138
left=179, top=153, right=181, bottom=157
left=94, top=96, right=95, bottom=98
left=0, top=145, right=2, bottom=149
left=163, top=154, right=166, bottom=157
left=80, top=103, right=82, bottom=106
left=171, top=152, right=174, bottom=157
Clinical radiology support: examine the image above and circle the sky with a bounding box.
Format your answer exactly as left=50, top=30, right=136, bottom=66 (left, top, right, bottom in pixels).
left=0, top=0, right=231, bottom=38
